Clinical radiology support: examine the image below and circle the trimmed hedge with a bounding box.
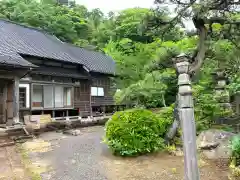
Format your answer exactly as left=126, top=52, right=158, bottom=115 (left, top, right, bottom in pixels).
left=104, top=108, right=173, bottom=156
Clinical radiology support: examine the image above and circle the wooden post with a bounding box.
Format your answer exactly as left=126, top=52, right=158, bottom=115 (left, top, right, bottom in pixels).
left=13, top=77, right=20, bottom=124
left=175, top=54, right=200, bottom=180
left=3, top=84, right=7, bottom=124
left=52, top=110, right=55, bottom=118
left=102, top=106, right=106, bottom=116
left=89, top=95, right=93, bottom=118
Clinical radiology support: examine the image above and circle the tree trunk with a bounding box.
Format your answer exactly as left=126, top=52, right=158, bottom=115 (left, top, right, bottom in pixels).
left=165, top=95, right=179, bottom=143
left=162, top=94, right=167, bottom=107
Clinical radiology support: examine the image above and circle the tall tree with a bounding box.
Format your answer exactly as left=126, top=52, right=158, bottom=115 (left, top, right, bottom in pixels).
left=0, top=0, right=90, bottom=44
left=152, top=0, right=240, bottom=179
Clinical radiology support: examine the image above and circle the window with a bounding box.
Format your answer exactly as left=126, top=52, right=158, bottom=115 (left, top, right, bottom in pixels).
left=19, top=87, right=26, bottom=108
left=91, top=87, right=98, bottom=96
left=98, top=87, right=104, bottom=96
left=19, top=84, right=30, bottom=108
left=64, top=87, right=72, bottom=107
left=32, top=85, right=43, bottom=108
left=32, top=84, right=73, bottom=109
left=91, top=87, right=104, bottom=97
left=55, top=86, right=64, bottom=108
left=44, top=85, right=54, bottom=108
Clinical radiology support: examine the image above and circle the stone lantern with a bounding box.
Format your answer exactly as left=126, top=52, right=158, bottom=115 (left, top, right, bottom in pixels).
left=212, top=69, right=231, bottom=110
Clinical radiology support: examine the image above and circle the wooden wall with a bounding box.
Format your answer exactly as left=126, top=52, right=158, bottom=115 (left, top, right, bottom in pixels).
left=21, top=57, right=117, bottom=115
left=91, top=74, right=115, bottom=107
left=73, top=74, right=116, bottom=115
left=74, top=80, right=91, bottom=113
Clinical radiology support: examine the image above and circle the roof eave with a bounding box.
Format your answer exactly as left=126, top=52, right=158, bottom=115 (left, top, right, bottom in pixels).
left=0, top=62, right=37, bottom=69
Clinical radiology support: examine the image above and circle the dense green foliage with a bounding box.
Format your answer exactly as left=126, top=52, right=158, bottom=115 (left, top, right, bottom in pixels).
left=0, top=0, right=184, bottom=103
left=0, top=0, right=240, bottom=149
left=231, top=136, right=240, bottom=166
left=193, top=59, right=233, bottom=132
left=104, top=108, right=173, bottom=156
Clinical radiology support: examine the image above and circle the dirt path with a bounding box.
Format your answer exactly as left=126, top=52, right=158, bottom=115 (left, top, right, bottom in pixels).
left=19, top=126, right=230, bottom=180
left=101, top=152, right=229, bottom=180
left=0, top=141, right=29, bottom=180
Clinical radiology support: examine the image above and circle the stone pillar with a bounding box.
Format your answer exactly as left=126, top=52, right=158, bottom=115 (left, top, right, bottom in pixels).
left=175, top=54, right=200, bottom=180
left=13, top=77, right=20, bottom=124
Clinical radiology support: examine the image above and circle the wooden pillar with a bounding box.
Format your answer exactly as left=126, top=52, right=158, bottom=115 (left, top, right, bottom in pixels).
left=89, top=94, right=93, bottom=117
left=101, top=106, right=106, bottom=116
left=175, top=54, right=200, bottom=180
left=13, top=77, right=20, bottom=124
left=3, top=84, right=7, bottom=124
left=78, top=108, right=82, bottom=120
left=52, top=110, right=55, bottom=118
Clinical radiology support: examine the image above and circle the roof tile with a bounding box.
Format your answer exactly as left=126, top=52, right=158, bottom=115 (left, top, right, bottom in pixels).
left=0, top=19, right=115, bottom=74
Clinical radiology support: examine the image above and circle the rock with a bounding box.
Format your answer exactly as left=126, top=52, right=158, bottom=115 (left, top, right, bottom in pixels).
left=197, top=129, right=235, bottom=160
left=197, top=129, right=235, bottom=149
left=63, top=129, right=81, bottom=136
left=171, top=147, right=184, bottom=157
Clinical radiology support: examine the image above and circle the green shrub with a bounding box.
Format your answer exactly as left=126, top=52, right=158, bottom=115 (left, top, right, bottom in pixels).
left=104, top=108, right=171, bottom=156
left=231, top=136, right=240, bottom=166
left=155, top=106, right=174, bottom=126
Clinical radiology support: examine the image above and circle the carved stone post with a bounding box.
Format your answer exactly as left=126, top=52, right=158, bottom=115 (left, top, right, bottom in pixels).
left=175, top=54, right=200, bottom=180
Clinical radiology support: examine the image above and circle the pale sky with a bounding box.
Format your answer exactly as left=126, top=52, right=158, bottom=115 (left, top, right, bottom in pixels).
left=75, top=0, right=195, bottom=30
left=75, top=0, right=156, bottom=13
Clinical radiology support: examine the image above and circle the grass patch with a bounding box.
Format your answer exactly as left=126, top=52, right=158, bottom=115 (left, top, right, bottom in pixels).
left=17, top=144, right=42, bottom=180
left=229, top=160, right=240, bottom=180
left=16, top=140, right=52, bottom=180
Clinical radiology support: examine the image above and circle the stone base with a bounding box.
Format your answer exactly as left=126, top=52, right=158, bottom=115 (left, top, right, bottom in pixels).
left=63, top=129, right=81, bottom=136
left=6, top=120, right=14, bottom=126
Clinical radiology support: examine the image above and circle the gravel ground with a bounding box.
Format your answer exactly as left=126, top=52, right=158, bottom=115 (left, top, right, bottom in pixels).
left=35, top=126, right=108, bottom=180
left=24, top=126, right=229, bottom=180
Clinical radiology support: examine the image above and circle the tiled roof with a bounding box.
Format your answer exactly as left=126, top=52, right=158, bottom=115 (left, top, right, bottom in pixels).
left=0, top=52, right=35, bottom=67
left=65, top=44, right=115, bottom=75
left=0, top=19, right=115, bottom=74
left=0, top=20, right=84, bottom=64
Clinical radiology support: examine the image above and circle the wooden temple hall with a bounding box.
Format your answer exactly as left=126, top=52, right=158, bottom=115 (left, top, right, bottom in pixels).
left=0, top=19, right=122, bottom=126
